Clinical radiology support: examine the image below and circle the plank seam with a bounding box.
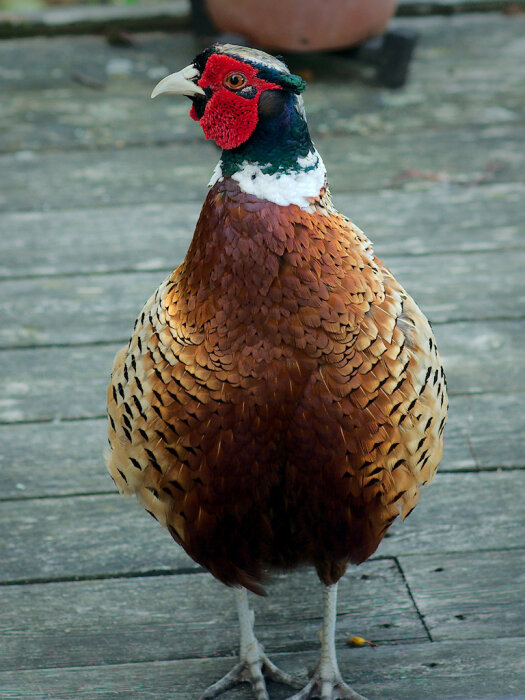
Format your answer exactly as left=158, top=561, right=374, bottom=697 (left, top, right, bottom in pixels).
left=466, top=431, right=482, bottom=470
left=0, top=339, right=127, bottom=353
left=2, top=389, right=525, bottom=427
left=1, top=112, right=525, bottom=156
left=3, top=244, right=524, bottom=283
left=1, top=180, right=524, bottom=219
left=4, top=314, right=525, bottom=354
left=3, top=468, right=525, bottom=504
left=2, top=317, right=525, bottom=354
left=393, top=557, right=433, bottom=642
left=397, top=545, right=525, bottom=560
left=2, top=637, right=524, bottom=679
left=0, top=555, right=399, bottom=587
left=438, top=465, right=525, bottom=473
left=0, top=490, right=116, bottom=503
left=0, top=414, right=107, bottom=426
left=0, top=567, right=206, bottom=587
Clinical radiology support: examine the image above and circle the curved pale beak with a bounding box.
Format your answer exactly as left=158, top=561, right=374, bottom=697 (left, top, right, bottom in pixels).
left=151, top=65, right=205, bottom=99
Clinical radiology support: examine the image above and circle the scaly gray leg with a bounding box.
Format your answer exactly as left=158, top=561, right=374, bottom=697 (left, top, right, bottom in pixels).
left=199, top=587, right=302, bottom=700
left=287, top=584, right=369, bottom=700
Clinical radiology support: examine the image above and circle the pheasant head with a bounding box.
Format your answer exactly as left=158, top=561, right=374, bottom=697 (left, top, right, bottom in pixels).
left=151, top=44, right=325, bottom=207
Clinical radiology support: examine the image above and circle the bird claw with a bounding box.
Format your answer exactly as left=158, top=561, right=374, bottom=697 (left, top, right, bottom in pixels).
left=199, top=647, right=302, bottom=700
left=286, top=674, right=369, bottom=700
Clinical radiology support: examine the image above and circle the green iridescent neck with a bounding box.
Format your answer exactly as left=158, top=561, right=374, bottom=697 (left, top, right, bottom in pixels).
left=220, top=94, right=315, bottom=178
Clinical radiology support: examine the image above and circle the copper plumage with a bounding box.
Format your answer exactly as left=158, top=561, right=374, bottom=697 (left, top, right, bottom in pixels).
left=107, top=179, right=446, bottom=589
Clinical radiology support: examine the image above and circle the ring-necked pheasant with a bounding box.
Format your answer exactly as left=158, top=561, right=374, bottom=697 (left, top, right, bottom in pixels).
left=106, top=44, right=448, bottom=700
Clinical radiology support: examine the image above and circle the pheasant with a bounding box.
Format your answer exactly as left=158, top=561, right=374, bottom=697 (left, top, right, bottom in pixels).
left=106, top=44, right=448, bottom=700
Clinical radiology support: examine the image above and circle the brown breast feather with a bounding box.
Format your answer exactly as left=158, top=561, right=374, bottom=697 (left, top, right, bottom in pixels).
left=106, top=179, right=448, bottom=593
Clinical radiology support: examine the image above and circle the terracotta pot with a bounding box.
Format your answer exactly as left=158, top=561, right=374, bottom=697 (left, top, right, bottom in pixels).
left=205, top=0, right=398, bottom=52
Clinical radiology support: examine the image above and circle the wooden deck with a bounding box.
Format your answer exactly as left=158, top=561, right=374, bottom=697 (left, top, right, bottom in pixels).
left=1, top=9, right=524, bottom=700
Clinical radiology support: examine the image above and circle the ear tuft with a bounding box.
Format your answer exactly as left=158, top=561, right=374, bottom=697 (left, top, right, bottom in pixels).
left=279, top=73, right=307, bottom=94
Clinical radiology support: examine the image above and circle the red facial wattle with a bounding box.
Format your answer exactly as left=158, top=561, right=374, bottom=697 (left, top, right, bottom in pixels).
left=190, top=54, right=281, bottom=150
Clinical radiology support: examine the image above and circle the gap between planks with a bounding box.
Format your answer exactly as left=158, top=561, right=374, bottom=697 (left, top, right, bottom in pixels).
left=2, top=241, right=525, bottom=283
left=2, top=464, right=525, bottom=505
left=1, top=639, right=523, bottom=700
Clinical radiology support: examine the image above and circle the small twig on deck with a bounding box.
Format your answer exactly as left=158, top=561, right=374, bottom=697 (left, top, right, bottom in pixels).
left=105, top=29, right=139, bottom=48
left=71, top=71, right=106, bottom=91
left=391, top=161, right=504, bottom=187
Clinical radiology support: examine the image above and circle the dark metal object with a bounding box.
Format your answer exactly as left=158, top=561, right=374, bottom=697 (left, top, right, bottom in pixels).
left=190, top=0, right=217, bottom=36
left=354, top=28, right=418, bottom=88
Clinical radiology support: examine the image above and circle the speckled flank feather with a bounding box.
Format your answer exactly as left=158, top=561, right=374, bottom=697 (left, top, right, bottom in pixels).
left=107, top=180, right=447, bottom=594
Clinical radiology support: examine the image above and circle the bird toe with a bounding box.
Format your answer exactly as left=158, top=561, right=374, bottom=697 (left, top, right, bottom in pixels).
left=286, top=676, right=369, bottom=700
left=199, top=651, right=302, bottom=700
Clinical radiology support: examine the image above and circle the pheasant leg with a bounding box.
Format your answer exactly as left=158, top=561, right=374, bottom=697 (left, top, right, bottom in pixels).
left=287, top=584, right=369, bottom=700
left=200, top=587, right=302, bottom=700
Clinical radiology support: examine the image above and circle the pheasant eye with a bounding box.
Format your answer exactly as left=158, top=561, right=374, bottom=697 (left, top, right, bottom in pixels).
left=224, top=72, right=247, bottom=90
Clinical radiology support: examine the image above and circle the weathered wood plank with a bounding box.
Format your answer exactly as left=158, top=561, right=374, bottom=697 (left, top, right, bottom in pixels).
left=443, top=393, right=525, bottom=471
left=0, top=319, right=522, bottom=424
left=0, top=344, right=117, bottom=424
left=399, top=549, right=525, bottom=641
left=0, top=2, right=190, bottom=40
left=0, top=140, right=216, bottom=213
left=0, top=202, right=199, bottom=278
left=432, top=320, right=525, bottom=397
left=1, top=183, right=523, bottom=279
left=0, top=271, right=160, bottom=349
left=0, top=32, right=199, bottom=92
left=387, top=249, right=525, bottom=323
left=0, top=493, right=198, bottom=583
left=0, top=418, right=108, bottom=498
left=336, top=183, right=525, bottom=256
left=1, top=121, right=523, bottom=213
left=0, top=561, right=426, bottom=672
left=1, top=472, right=523, bottom=583
left=399, top=0, right=525, bottom=13
left=0, top=393, right=482, bottom=500
left=0, top=638, right=523, bottom=700
left=441, top=395, right=476, bottom=471
left=0, top=391, right=520, bottom=500
left=1, top=16, right=524, bottom=152
left=2, top=248, right=523, bottom=349
left=463, top=393, right=525, bottom=468
left=381, top=470, right=525, bottom=557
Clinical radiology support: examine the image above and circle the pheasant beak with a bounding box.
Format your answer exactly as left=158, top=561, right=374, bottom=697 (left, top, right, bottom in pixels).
left=151, top=65, right=205, bottom=99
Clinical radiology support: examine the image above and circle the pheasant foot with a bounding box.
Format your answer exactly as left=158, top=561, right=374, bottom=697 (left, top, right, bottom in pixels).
left=286, top=670, right=368, bottom=700
left=200, top=645, right=302, bottom=700
left=199, top=587, right=302, bottom=700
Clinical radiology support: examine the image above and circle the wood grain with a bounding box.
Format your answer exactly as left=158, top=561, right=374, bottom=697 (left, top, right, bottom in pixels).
left=2, top=123, right=524, bottom=213
left=0, top=561, right=426, bottom=672
left=399, top=549, right=525, bottom=641
left=3, top=390, right=521, bottom=501
left=1, top=248, right=524, bottom=349
left=0, top=638, right=523, bottom=700
left=1, top=318, right=523, bottom=424
left=1, top=472, right=523, bottom=584
left=0, top=183, right=523, bottom=279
